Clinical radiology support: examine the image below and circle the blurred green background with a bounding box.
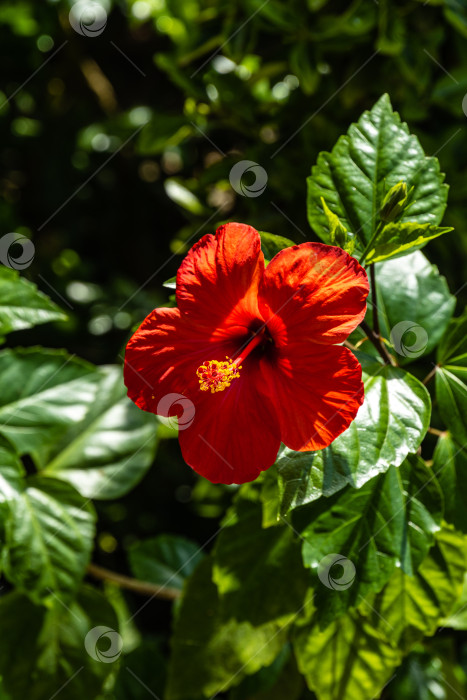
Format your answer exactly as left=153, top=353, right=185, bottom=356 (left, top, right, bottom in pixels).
left=1, top=0, right=467, bottom=697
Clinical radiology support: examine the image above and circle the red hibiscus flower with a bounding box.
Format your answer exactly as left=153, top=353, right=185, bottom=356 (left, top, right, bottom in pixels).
left=124, top=223, right=369, bottom=485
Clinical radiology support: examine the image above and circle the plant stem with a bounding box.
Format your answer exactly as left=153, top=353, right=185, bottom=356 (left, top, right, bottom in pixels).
left=369, top=264, right=380, bottom=338
left=422, top=365, right=439, bottom=385
left=427, top=426, right=446, bottom=438
left=359, top=320, right=397, bottom=366
left=359, top=221, right=384, bottom=263
left=86, top=562, right=181, bottom=600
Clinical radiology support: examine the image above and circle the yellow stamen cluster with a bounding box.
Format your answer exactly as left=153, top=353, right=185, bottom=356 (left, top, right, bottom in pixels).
left=196, top=357, right=241, bottom=393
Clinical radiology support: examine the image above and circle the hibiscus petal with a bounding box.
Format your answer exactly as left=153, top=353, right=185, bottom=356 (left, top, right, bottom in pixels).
left=124, top=307, right=237, bottom=415
left=178, top=361, right=281, bottom=484
left=258, top=242, right=369, bottom=346
left=260, top=345, right=364, bottom=452
left=176, top=222, right=264, bottom=331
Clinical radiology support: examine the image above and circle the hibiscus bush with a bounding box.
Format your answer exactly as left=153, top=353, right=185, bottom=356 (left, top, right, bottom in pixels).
left=1, top=1, right=467, bottom=699
left=1, top=89, right=467, bottom=699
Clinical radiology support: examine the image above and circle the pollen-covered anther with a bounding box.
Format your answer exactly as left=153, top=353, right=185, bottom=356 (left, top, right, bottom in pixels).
left=196, top=357, right=241, bottom=393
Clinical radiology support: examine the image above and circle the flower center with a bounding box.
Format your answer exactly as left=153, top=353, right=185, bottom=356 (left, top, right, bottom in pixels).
left=195, top=330, right=265, bottom=394
left=196, top=358, right=241, bottom=393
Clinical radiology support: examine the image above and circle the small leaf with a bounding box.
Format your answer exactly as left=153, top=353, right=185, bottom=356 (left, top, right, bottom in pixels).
left=0, top=267, right=66, bottom=337
left=162, top=275, right=177, bottom=290
left=128, top=534, right=203, bottom=593
left=164, top=179, right=206, bottom=215
left=292, top=459, right=442, bottom=625
left=320, top=198, right=355, bottom=253
left=362, top=222, right=452, bottom=265
left=259, top=231, right=295, bottom=262
left=2, top=476, right=96, bottom=602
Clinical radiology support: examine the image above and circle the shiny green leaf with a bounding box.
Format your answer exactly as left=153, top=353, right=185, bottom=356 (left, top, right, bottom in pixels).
left=2, top=476, right=95, bottom=602
left=0, top=348, right=99, bottom=459
left=41, top=365, right=159, bottom=499
left=292, top=459, right=442, bottom=625
left=294, top=610, right=401, bottom=700
left=362, top=528, right=467, bottom=650
left=367, top=251, right=455, bottom=361
left=363, top=222, right=452, bottom=264
left=307, top=94, right=448, bottom=260
left=0, top=268, right=66, bottom=337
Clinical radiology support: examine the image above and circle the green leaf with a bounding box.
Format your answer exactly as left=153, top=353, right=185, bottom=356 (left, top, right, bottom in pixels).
left=437, top=307, right=467, bottom=367
left=114, top=638, right=167, bottom=700
left=440, top=573, right=467, bottom=630
left=230, top=645, right=304, bottom=700
left=262, top=355, right=431, bottom=520
left=294, top=610, right=401, bottom=700
left=0, top=436, right=24, bottom=506
left=320, top=197, right=355, bottom=253
left=292, top=459, right=443, bottom=625
left=0, top=267, right=66, bottom=338
left=2, top=476, right=96, bottom=602
left=213, top=492, right=310, bottom=626
left=433, top=432, right=467, bottom=532
left=128, top=534, right=203, bottom=593
left=162, top=275, right=177, bottom=290
left=164, top=178, right=206, bottom=214
left=361, top=528, right=467, bottom=650
left=259, top=231, right=295, bottom=261
left=307, top=94, right=448, bottom=260
left=0, top=348, right=99, bottom=459
left=166, top=557, right=291, bottom=700
left=0, top=586, right=119, bottom=700
left=436, top=367, right=467, bottom=446
left=367, top=251, right=455, bottom=361
left=363, top=222, right=452, bottom=265
left=41, top=365, right=159, bottom=499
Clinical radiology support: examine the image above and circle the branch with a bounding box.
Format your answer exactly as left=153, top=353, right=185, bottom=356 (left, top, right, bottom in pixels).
left=86, top=563, right=181, bottom=600
left=359, top=320, right=397, bottom=366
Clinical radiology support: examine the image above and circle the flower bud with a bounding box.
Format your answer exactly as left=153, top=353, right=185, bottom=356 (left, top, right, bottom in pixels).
left=380, top=182, right=408, bottom=223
